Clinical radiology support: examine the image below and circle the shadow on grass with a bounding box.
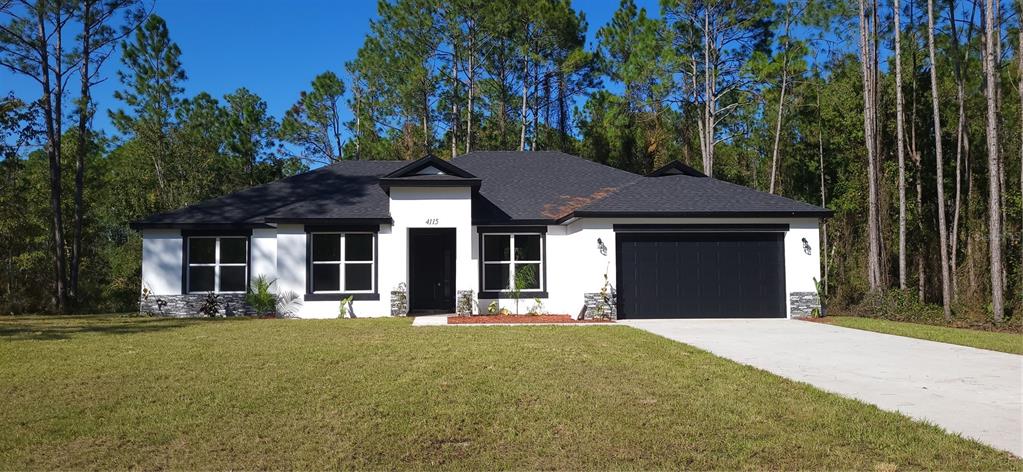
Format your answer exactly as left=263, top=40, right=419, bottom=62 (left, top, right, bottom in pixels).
left=0, top=315, right=222, bottom=341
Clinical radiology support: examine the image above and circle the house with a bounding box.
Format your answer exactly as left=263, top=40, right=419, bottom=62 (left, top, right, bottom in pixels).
left=134, top=151, right=831, bottom=319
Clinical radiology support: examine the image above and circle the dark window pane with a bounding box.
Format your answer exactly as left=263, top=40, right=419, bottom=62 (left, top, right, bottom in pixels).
left=345, top=264, right=372, bottom=291
left=514, top=235, right=541, bottom=261
left=220, top=266, right=247, bottom=292
left=312, top=264, right=340, bottom=292
left=189, top=238, right=215, bottom=263
left=514, top=263, right=541, bottom=289
left=312, top=234, right=341, bottom=261
left=188, top=266, right=214, bottom=292
left=345, top=234, right=374, bottom=261
left=220, top=238, right=247, bottom=263
left=484, top=263, right=510, bottom=290
left=484, top=235, right=510, bottom=261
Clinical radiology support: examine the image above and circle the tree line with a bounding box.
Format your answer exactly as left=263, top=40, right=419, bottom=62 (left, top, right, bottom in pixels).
left=1, top=0, right=1020, bottom=322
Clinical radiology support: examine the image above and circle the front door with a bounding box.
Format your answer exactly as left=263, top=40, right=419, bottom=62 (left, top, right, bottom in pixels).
left=408, top=228, right=456, bottom=312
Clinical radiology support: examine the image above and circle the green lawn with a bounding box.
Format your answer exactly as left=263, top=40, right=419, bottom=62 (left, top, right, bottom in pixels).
left=1, top=316, right=1019, bottom=470
left=824, top=316, right=1023, bottom=355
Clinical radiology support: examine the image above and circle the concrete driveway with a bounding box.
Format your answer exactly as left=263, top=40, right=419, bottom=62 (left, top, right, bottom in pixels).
left=620, top=318, right=1023, bottom=456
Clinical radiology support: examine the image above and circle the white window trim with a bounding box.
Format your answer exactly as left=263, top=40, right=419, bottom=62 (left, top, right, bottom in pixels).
left=481, top=233, right=544, bottom=292
left=186, top=236, right=248, bottom=294
left=310, top=232, right=376, bottom=294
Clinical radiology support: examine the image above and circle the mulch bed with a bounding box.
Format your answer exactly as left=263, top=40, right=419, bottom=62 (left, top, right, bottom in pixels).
left=448, top=315, right=613, bottom=324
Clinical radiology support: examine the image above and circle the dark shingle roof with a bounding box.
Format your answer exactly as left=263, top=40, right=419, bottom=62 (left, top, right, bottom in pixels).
left=134, top=160, right=403, bottom=227
left=134, top=151, right=830, bottom=228
left=452, top=151, right=640, bottom=222
left=576, top=173, right=831, bottom=217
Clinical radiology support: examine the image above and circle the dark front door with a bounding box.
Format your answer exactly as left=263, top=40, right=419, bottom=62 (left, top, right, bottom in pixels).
left=617, top=232, right=786, bottom=319
left=408, top=228, right=456, bottom=312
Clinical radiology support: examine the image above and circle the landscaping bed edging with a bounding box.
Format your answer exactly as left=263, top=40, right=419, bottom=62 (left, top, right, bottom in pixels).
left=448, top=315, right=614, bottom=325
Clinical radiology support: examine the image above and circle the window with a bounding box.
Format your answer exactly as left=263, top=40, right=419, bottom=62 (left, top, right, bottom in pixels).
left=187, top=236, right=248, bottom=293
left=310, top=233, right=375, bottom=293
left=482, top=234, right=543, bottom=292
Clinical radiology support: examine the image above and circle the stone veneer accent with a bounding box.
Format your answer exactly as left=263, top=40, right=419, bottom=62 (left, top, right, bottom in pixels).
left=789, top=291, right=821, bottom=318
left=455, top=290, right=474, bottom=316
left=390, top=285, right=409, bottom=316
left=582, top=292, right=617, bottom=320
left=139, top=293, right=256, bottom=317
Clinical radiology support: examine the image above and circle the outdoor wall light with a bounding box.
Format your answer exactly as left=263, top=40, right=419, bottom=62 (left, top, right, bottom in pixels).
left=802, top=237, right=812, bottom=255
left=597, top=238, right=607, bottom=256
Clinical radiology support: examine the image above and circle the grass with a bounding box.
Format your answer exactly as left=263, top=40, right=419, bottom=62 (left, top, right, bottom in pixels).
left=0, top=316, right=1019, bottom=470
left=823, top=316, right=1023, bottom=355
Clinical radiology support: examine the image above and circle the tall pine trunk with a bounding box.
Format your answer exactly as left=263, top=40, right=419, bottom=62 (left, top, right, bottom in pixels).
left=858, top=0, right=883, bottom=292
left=947, top=0, right=975, bottom=300
left=817, top=78, right=828, bottom=295
left=451, top=47, right=458, bottom=158
left=894, top=0, right=907, bottom=289
left=982, top=0, right=1005, bottom=320
left=702, top=8, right=715, bottom=177
left=71, top=0, right=93, bottom=305
left=36, top=2, right=68, bottom=313
left=768, top=5, right=791, bottom=195
left=519, top=47, right=528, bottom=151
left=465, top=31, right=474, bottom=154
left=926, top=0, right=953, bottom=320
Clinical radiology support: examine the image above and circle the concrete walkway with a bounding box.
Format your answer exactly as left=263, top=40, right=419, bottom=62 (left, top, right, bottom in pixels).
left=620, top=318, right=1023, bottom=456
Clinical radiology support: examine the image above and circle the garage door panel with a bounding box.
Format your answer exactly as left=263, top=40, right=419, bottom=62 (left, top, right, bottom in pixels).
left=617, top=232, right=786, bottom=319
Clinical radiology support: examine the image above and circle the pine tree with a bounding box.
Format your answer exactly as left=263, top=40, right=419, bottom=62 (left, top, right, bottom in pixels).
left=280, top=71, right=346, bottom=165
left=110, top=13, right=188, bottom=207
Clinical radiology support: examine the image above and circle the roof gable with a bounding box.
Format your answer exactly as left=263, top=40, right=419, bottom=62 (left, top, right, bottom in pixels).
left=378, top=155, right=481, bottom=190
left=383, top=155, right=477, bottom=179
left=649, top=160, right=707, bottom=177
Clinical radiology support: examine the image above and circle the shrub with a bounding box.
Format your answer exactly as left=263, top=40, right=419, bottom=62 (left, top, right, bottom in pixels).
left=338, top=295, right=354, bottom=319
left=246, top=276, right=278, bottom=316
left=197, top=292, right=221, bottom=317
left=245, top=275, right=303, bottom=318
left=851, top=289, right=946, bottom=323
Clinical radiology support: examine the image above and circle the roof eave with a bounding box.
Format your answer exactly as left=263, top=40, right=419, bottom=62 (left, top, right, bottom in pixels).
left=129, top=221, right=276, bottom=231
left=378, top=178, right=482, bottom=191
left=263, top=217, right=394, bottom=225
left=567, top=210, right=835, bottom=221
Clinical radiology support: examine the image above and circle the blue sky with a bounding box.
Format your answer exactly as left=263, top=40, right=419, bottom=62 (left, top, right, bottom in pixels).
left=2, top=0, right=660, bottom=137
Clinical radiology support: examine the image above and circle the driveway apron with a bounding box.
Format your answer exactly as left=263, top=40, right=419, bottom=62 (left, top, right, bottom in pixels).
left=621, top=318, right=1023, bottom=456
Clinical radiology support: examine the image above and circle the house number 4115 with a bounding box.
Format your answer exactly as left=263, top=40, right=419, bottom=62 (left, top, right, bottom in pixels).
left=425, top=218, right=439, bottom=225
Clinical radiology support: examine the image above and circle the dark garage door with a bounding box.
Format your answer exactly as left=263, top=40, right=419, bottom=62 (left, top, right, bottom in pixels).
left=617, top=232, right=786, bottom=319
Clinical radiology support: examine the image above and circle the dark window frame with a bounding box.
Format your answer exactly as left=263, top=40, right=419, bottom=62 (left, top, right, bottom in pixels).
left=305, top=229, right=380, bottom=300
left=477, top=230, right=547, bottom=299
left=181, top=233, right=251, bottom=294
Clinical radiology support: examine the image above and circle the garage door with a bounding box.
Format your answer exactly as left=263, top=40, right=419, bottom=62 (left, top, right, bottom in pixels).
left=616, top=232, right=786, bottom=319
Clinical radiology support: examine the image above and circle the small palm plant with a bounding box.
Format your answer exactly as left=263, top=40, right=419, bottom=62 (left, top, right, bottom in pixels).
left=246, top=275, right=302, bottom=318
left=246, top=275, right=278, bottom=316
left=511, top=264, right=537, bottom=315
left=812, top=277, right=828, bottom=318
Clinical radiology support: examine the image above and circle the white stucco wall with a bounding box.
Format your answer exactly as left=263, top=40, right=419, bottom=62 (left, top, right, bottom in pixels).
left=272, top=186, right=475, bottom=318
left=141, top=228, right=183, bottom=295
left=389, top=186, right=476, bottom=306
left=484, top=217, right=821, bottom=318
left=140, top=212, right=821, bottom=319
left=783, top=219, right=823, bottom=315
left=250, top=227, right=278, bottom=282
